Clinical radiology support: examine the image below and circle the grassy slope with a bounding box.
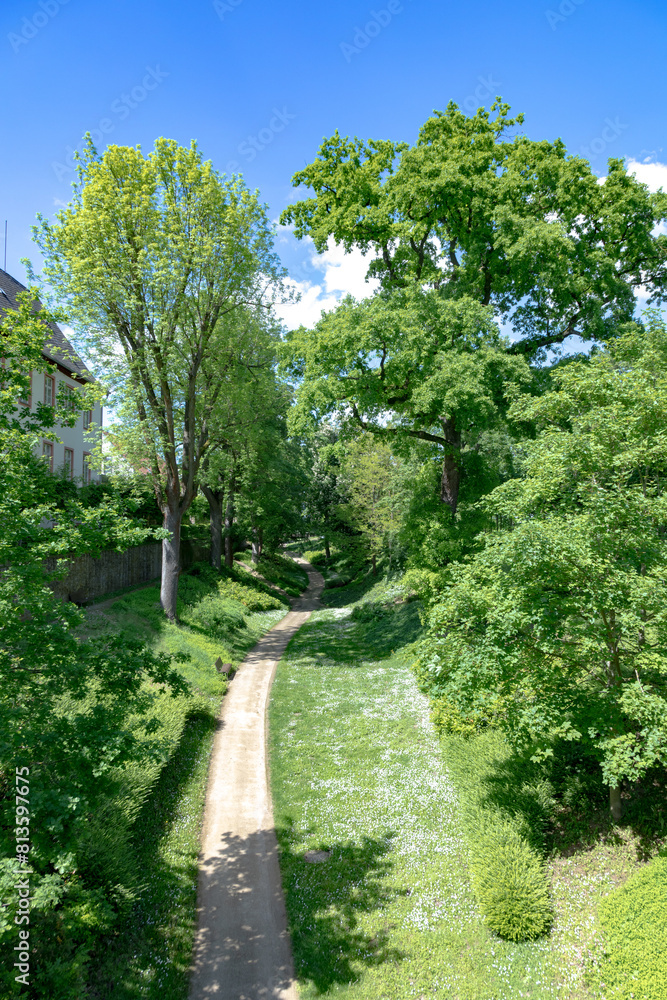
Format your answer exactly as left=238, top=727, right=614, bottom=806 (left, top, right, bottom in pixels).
left=269, top=576, right=564, bottom=1000
left=82, top=559, right=302, bottom=1000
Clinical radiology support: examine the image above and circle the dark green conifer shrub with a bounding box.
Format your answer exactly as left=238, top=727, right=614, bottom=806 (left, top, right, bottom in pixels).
left=469, top=823, right=553, bottom=941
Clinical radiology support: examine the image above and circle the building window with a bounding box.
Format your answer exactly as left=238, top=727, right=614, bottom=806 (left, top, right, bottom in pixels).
left=64, top=448, right=74, bottom=478
left=82, top=452, right=92, bottom=484
left=63, top=384, right=77, bottom=411
left=19, top=371, right=32, bottom=407
left=43, top=441, right=54, bottom=472
left=44, top=374, right=55, bottom=406
left=83, top=409, right=92, bottom=430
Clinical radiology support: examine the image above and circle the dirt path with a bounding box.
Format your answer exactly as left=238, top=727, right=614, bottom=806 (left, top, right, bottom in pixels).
left=189, top=560, right=323, bottom=999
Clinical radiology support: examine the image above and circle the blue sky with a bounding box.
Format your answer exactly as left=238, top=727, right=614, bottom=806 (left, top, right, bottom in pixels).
left=1, top=0, right=666, bottom=331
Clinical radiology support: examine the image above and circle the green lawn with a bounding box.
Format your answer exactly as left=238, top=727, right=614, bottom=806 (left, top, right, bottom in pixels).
left=269, top=577, right=567, bottom=999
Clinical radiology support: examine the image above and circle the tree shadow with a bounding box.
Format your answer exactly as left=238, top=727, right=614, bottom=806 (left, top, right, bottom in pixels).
left=464, top=734, right=667, bottom=862
left=276, top=823, right=404, bottom=993
left=86, top=708, right=218, bottom=999
left=293, top=601, right=422, bottom=668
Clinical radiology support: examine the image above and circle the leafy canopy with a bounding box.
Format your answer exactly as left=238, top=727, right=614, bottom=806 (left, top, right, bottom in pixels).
left=282, top=100, right=667, bottom=357
left=417, top=314, right=667, bottom=789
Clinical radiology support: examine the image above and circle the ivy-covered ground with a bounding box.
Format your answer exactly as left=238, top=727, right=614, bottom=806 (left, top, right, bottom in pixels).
left=269, top=573, right=663, bottom=999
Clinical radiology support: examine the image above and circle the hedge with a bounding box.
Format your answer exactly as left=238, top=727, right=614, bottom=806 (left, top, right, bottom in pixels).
left=588, top=855, right=667, bottom=999
left=440, top=730, right=554, bottom=942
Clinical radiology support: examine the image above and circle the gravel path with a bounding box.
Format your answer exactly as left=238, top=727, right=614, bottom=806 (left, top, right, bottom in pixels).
left=189, top=560, right=323, bottom=1000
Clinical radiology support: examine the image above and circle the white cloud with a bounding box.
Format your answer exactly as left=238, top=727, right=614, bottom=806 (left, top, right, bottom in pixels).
left=277, top=278, right=341, bottom=330
left=626, top=159, right=667, bottom=192
left=276, top=235, right=379, bottom=331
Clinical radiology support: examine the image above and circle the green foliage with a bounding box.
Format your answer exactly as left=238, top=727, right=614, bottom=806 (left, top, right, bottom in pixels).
left=0, top=293, right=186, bottom=997
left=188, top=560, right=287, bottom=611
left=35, top=136, right=286, bottom=618
left=427, top=728, right=554, bottom=944
left=417, top=317, right=667, bottom=798
left=350, top=601, right=391, bottom=624
left=182, top=593, right=247, bottom=636
left=282, top=287, right=532, bottom=523
left=282, top=100, right=667, bottom=349
left=429, top=694, right=502, bottom=738
left=252, top=552, right=309, bottom=596
left=588, top=856, right=667, bottom=999
left=469, top=825, right=553, bottom=942
left=219, top=576, right=285, bottom=611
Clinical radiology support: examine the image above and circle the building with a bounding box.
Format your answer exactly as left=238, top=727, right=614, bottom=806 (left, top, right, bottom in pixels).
left=0, top=267, right=103, bottom=482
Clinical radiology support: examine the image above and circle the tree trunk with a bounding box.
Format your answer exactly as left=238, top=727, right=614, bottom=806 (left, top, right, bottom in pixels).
left=224, top=483, right=235, bottom=569
left=440, top=418, right=462, bottom=514
left=609, top=784, right=623, bottom=822
left=251, top=526, right=260, bottom=564
left=161, top=505, right=182, bottom=620
left=325, top=536, right=331, bottom=562
left=201, top=485, right=224, bottom=572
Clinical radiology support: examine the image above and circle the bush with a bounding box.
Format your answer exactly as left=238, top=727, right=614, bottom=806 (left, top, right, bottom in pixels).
left=218, top=578, right=285, bottom=612
left=183, top=593, right=247, bottom=636
left=350, top=601, right=392, bottom=623
left=430, top=694, right=505, bottom=738
left=302, top=547, right=328, bottom=566
left=469, top=823, right=554, bottom=942
left=434, top=731, right=555, bottom=942
left=588, top=855, right=667, bottom=999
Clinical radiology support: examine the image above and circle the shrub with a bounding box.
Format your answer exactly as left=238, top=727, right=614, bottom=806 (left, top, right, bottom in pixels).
left=430, top=694, right=505, bottom=738
left=302, top=547, right=328, bottom=566
left=430, top=695, right=479, bottom=738
left=350, top=601, right=391, bottom=623
left=434, top=730, right=555, bottom=942
left=469, top=823, right=554, bottom=941
left=588, top=855, right=667, bottom=999
left=183, top=593, right=247, bottom=636
left=217, top=578, right=285, bottom=612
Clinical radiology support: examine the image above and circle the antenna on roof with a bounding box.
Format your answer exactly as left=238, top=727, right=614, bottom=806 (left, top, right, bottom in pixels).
left=3, top=221, right=6, bottom=272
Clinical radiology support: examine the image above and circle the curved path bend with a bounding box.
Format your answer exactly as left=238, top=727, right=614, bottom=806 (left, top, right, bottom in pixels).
left=189, top=560, right=323, bottom=1000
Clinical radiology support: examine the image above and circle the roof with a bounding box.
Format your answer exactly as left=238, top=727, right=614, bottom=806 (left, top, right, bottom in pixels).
left=0, top=267, right=93, bottom=382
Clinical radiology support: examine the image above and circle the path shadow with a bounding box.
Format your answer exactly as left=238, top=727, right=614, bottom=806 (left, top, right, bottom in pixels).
left=276, top=824, right=403, bottom=993
left=190, top=827, right=300, bottom=999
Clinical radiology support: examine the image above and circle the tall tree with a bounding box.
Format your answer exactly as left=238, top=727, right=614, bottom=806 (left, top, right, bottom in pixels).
left=283, top=288, right=531, bottom=518
left=304, top=425, right=349, bottom=562
left=281, top=101, right=667, bottom=522
left=199, top=304, right=284, bottom=569
left=36, top=137, right=283, bottom=618
left=416, top=314, right=667, bottom=819
left=340, top=435, right=408, bottom=574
